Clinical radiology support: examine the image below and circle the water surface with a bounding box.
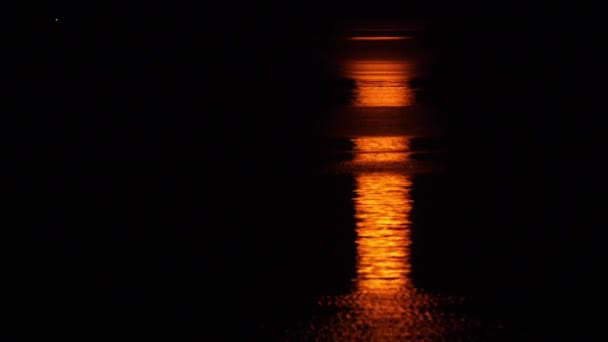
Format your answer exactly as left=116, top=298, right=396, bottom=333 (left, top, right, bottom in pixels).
left=285, top=22, right=479, bottom=341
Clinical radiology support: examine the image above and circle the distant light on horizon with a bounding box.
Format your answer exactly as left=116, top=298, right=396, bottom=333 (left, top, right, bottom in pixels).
left=348, top=36, right=411, bottom=41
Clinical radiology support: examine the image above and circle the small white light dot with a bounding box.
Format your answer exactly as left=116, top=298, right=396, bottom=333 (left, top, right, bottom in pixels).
left=55, top=18, right=59, bottom=22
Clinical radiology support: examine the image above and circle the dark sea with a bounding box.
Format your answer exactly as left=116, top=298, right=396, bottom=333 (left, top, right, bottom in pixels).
left=12, top=6, right=607, bottom=341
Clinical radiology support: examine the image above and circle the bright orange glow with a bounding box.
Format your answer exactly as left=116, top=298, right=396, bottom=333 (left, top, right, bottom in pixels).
left=346, top=60, right=413, bottom=107
left=352, top=136, right=409, bottom=165
left=293, top=136, right=470, bottom=339
left=352, top=136, right=413, bottom=294
left=284, top=22, right=478, bottom=339
left=355, top=172, right=412, bottom=293
left=348, top=36, right=411, bottom=41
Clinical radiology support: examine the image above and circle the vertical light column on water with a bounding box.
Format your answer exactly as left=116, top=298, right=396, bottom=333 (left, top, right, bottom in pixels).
left=353, top=137, right=414, bottom=332
left=295, top=23, right=472, bottom=341
left=346, top=28, right=416, bottom=309
left=346, top=27, right=422, bottom=337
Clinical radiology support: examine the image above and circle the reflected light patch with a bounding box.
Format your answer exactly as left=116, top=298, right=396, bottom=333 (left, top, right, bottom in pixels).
left=348, top=36, right=411, bottom=41
left=289, top=134, right=474, bottom=340
left=352, top=136, right=413, bottom=294
left=352, top=136, right=410, bottom=165
left=346, top=60, right=413, bottom=107
left=355, top=172, right=412, bottom=293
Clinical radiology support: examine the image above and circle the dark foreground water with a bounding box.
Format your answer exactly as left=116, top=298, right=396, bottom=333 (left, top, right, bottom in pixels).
left=15, top=10, right=606, bottom=341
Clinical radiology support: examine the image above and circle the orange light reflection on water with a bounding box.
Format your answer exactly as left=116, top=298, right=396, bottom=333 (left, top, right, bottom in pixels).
left=296, top=137, right=463, bottom=340
left=355, top=172, right=412, bottom=293
left=287, top=23, right=477, bottom=340
left=352, top=136, right=413, bottom=295
left=346, top=60, right=413, bottom=107
left=352, top=136, right=409, bottom=165
left=348, top=36, right=411, bottom=41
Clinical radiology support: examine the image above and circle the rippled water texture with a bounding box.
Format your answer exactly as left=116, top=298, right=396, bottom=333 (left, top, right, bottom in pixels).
left=346, top=60, right=413, bottom=107
left=285, top=22, right=478, bottom=341
left=289, top=136, right=477, bottom=341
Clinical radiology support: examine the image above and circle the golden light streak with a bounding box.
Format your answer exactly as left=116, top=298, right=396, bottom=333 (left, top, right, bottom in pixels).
left=351, top=136, right=413, bottom=295
left=354, top=172, right=413, bottom=293
left=348, top=36, right=411, bottom=41
left=345, top=60, right=413, bottom=107
left=352, top=136, right=410, bottom=165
